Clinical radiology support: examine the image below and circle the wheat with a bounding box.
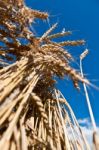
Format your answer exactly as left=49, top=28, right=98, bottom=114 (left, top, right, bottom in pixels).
left=0, top=0, right=95, bottom=150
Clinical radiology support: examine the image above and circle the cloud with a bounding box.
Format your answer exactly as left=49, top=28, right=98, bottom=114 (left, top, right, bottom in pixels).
left=78, top=118, right=91, bottom=126
left=80, top=126, right=93, bottom=146
left=78, top=118, right=99, bottom=148
left=66, top=118, right=99, bottom=149
left=66, top=121, right=93, bottom=149
left=78, top=118, right=93, bottom=143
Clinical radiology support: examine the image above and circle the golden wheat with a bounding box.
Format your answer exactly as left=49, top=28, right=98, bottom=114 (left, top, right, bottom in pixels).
left=0, top=0, right=97, bottom=150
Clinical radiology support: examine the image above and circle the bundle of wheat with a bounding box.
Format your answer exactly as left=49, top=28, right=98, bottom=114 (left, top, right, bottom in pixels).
left=0, top=0, right=93, bottom=150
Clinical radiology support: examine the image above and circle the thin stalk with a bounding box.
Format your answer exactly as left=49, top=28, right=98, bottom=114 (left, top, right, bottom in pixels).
left=80, top=58, right=97, bottom=132
left=55, top=89, right=71, bottom=150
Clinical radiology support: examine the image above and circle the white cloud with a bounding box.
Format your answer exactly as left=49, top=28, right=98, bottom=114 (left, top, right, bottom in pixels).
left=78, top=118, right=91, bottom=126
left=78, top=118, right=99, bottom=148
left=66, top=118, right=99, bottom=149
left=80, top=126, right=93, bottom=146
left=78, top=118, right=93, bottom=144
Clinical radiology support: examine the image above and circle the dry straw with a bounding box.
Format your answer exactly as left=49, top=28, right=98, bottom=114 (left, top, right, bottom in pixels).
left=80, top=50, right=99, bottom=150
left=0, top=0, right=97, bottom=150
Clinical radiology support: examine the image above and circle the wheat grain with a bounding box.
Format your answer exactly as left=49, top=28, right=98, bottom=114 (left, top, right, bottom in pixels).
left=0, top=0, right=94, bottom=149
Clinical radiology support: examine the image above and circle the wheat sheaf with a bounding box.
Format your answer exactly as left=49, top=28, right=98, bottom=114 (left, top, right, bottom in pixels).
left=0, top=0, right=94, bottom=150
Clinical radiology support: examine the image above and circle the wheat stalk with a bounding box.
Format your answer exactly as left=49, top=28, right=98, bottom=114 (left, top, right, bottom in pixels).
left=0, top=1, right=94, bottom=149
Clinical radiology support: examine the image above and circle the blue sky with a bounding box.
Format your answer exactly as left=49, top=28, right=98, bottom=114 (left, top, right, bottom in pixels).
left=26, top=0, right=99, bottom=126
